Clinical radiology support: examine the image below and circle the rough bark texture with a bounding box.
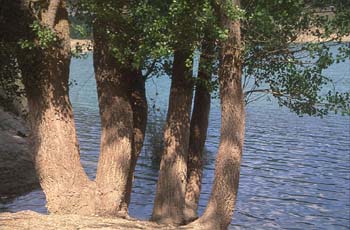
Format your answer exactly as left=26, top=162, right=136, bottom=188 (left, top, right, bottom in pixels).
left=20, top=0, right=96, bottom=215
left=123, top=73, right=148, bottom=207
left=188, top=0, right=245, bottom=229
left=8, top=1, right=142, bottom=217
left=93, top=22, right=134, bottom=217
left=42, top=0, right=61, bottom=28
left=151, top=50, right=193, bottom=225
left=184, top=42, right=214, bottom=223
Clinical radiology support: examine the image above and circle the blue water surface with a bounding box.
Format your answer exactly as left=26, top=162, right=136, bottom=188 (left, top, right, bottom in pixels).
left=1, top=50, right=349, bottom=230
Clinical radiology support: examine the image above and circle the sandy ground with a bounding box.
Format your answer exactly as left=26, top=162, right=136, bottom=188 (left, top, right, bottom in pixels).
left=0, top=211, right=177, bottom=230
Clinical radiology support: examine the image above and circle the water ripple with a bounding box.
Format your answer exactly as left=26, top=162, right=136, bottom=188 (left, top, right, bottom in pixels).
left=1, top=54, right=349, bottom=230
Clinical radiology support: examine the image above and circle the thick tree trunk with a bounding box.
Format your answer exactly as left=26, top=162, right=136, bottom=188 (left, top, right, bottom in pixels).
left=123, top=72, right=148, bottom=207
left=93, top=22, right=134, bottom=217
left=151, top=50, right=193, bottom=225
left=184, top=42, right=214, bottom=223
left=21, top=1, right=96, bottom=215
left=187, top=1, right=245, bottom=229
left=42, top=0, right=61, bottom=28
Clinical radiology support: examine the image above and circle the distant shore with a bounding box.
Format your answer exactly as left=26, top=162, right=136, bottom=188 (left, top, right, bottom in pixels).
left=70, top=39, right=93, bottom=53
left=294, top=33, right=350, bottom=43
left=70, top=34, right=350, bottom=51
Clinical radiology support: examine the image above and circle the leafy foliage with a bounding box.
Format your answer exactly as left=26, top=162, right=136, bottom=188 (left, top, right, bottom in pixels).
left=18, top=21, right=58, bottom=50
left=1, top=0, right=349, bottom=116
left=69, top=16, right=92, bottom=39
left=0, top=42, right=24, bottom=108
left=76, top=0, right=224, bottom=73
left=241, top=0, right=350, bottom=116
left=0, top=0, right=31, bottom=110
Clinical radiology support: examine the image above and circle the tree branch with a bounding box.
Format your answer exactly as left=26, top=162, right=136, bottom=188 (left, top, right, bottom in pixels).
left=45, top=0, right=61, bottom=29
left=244, top=88, right=283, bottom=96
left=142, top=59, right=157, bottom=80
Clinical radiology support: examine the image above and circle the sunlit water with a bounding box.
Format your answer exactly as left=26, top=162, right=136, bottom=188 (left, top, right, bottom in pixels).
left=1, top=52, right=349, bottom=229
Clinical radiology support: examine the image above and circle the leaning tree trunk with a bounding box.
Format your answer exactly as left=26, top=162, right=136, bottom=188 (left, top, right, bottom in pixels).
left=151, top=50, right=193, bottom=225
left=20, top=0, right=96, bottom=215
left=187, top=0, right=245, bottom=229
left=184, top=41, right=215, bottom=223
left=93, top=22, right=134, bottom=217
left=123, top=72, right=148, bottom=208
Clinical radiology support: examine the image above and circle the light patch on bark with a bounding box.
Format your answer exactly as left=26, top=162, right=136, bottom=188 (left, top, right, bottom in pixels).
left=95, top=136, right=132, bottom=216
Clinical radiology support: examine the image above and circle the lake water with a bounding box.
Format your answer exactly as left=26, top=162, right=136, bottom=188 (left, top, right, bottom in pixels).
left=1, top=52, right=349, bottom=229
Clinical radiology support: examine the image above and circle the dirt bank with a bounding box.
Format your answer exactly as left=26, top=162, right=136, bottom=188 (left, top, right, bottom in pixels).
left=0, top=106, right=39, bottom=200
left=0, top=211, right=177, bottom=230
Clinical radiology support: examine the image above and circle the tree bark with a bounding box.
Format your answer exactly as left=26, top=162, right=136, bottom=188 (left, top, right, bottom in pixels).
left=42, top=0, right=61, bottom=29
left=123, top=72, right=148, bottom=208
left=11, top=0, right=144, bottom=217
left=151, top=50, right=193, bottom=225
left=93, top=22, right=134, bottom=217
left=187, top=0, right=245, bottom=229
left=20, top=0, right=96, bottom=215
left=184, top=41, right=214, bottom=223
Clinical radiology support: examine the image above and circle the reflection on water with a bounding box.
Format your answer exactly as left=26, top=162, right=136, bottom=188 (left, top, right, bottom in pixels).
left=1, top=54, right=349, bottom=230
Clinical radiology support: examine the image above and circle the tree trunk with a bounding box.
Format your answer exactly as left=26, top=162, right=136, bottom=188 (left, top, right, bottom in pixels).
left=187, top=0, right=245, bottom=229
left=151, top=50, right=193, bottom=225
left=42, top=0, right=61, bottom=28
left=93, top=22, right=134, bottom=217
left=123, top=72, right=148, bottom=207
left=20, top=0, right=96, bottom=215
left=184, top=41, right=214, bottom=223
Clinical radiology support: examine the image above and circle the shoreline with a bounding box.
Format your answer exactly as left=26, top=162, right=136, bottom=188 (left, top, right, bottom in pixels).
left=70, top=39, right=93, bottom=53
left=70, top=35, right=350, bottom=51
left=294, top=34, right=350, bottom=43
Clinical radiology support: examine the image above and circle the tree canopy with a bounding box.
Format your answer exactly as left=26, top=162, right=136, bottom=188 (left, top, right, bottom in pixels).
left=2, top=0, right=349, bottom=117
left=242, top=0, right=350, bottom=116
left=70, top=0, right=350, bottom=116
